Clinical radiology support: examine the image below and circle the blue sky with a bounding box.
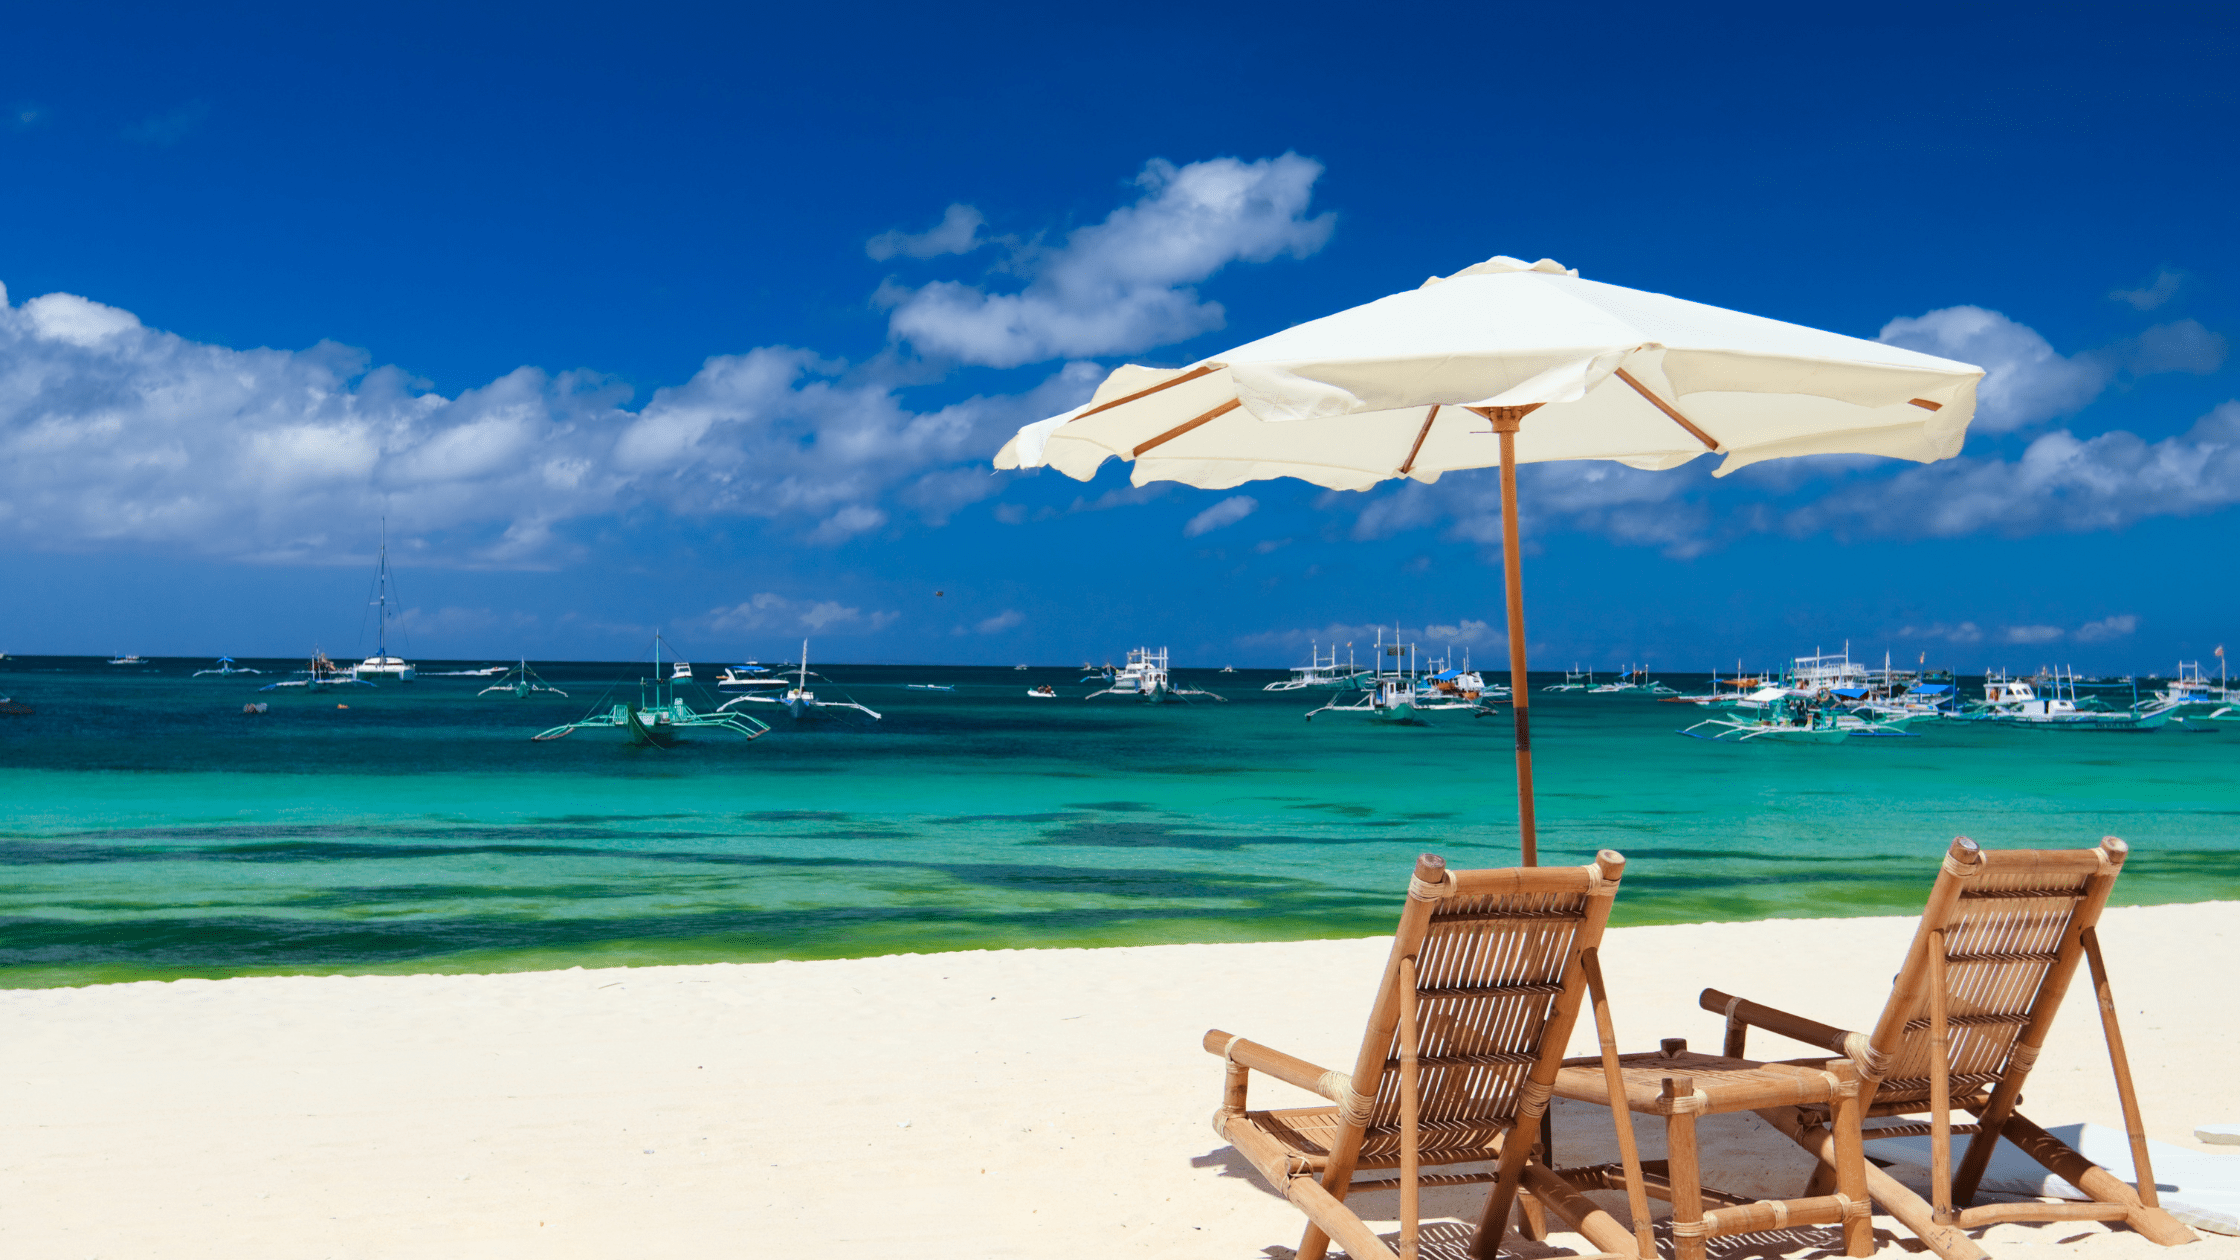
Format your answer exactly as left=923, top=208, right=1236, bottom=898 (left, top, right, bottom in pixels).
left=3, top=3, right=2237, bottom=672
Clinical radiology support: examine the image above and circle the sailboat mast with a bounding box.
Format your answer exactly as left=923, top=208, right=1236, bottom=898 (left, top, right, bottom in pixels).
left=375, top=521, right=389, bottom=662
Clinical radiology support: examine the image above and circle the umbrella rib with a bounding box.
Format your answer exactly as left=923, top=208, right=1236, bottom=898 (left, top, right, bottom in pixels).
left=1132, top=398, right=1241, bottom=457
left=1397, top=405, right=1440, bottom=476
left=1077, top=364, right=1218, bottom=422
left=1614, top=368, right=1720, bottom=451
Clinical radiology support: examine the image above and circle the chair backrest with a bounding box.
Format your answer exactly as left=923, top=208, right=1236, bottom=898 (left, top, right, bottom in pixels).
left=1860, top=836, right=2126, bottom=1111
left=1341, top=851, right=1625, bottom=1159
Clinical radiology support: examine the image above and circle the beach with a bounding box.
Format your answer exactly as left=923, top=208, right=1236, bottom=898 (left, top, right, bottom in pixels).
left=3, top=900, right=2233, bottom=1258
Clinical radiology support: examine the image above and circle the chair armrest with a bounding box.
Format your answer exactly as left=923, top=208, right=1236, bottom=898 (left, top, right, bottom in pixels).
left=1202, top=1028, right=1352, bottom=1102
left=1699, top=988, right=1874, bottom=1065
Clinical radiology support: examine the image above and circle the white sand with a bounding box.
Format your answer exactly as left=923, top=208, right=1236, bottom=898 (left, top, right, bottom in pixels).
left=2, top=902, right=2234, bottom=1259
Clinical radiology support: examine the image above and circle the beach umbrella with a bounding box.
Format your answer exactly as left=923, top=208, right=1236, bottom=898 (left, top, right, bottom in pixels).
left=994, top=255, right=1984, bottom=863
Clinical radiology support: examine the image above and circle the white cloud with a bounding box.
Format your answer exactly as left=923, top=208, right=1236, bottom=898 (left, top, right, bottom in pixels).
left=1346, top=460, right=1710, bottom=557
left=1791, top=401, right=2240, bottom=539
left=2111, top=268, right=2184, bottom=311
left=0, top=289, right=1092, bottom=562
left=975, top=609, right=1024, bottom=634
left=883, top=154, right=1334, bottom=368
left=697, top=593, right=897, bottom=637
left=1880, top=307, right=2111, bottom=434
left=866, top=204, right=988, bottom=262
left=1183, top=494, right=1258, bottom=536
left=2003, top=624, right=2064, bottom=645
left=1895, top=621, right=1985, bottom=644
left=1425, top=619, right=1492, bottom=643
left=2123, top=319, right=2227, bottom=375
left=2074, top=614, right=2138, bottom=643
left=1879, top=306, right=2225, bottom=434
left=1236, top=620, right=1504, bottom=654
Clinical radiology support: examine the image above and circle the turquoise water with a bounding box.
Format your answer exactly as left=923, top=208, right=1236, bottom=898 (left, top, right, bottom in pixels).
left=2, top=656, right=2235, bottom=988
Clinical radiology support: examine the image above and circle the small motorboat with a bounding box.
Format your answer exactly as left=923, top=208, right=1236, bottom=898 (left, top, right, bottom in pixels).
left=1026, top=684, right=1057, bottom=698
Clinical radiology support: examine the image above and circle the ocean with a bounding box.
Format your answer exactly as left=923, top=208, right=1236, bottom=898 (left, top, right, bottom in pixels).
left=1, top=656, right=2234, bottom=988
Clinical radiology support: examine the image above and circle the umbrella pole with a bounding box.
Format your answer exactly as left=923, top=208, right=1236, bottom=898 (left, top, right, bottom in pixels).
left=1490, top=408, right=1539, bottom=865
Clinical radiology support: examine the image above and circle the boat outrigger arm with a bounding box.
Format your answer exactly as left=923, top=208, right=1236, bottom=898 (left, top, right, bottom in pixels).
left=532, top=700, right=769, bottom=743
left=480, top=658, right=568, bottom=698
left=532, top=634, right=770, bottom=744
left=714, top=640, right=884, bottom=719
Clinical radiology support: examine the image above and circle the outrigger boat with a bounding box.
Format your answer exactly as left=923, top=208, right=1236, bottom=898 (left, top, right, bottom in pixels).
left=717, top=663, right=777, bottom=688
left=1262, top=642, right=1366, bottom=692
left=422, top=664, right=509, bottom=677
left=534, top=637, right=767, bottom=745
left=1085, top=647, right=1226, bottom=703
left=1541, top=666, right=1594, bottom=692
left=1308, top=628, right=1481, bottom=722
left=717, top=640, right=883, bottom=720
left=106, top=654, right=151, bottom=666
left=478, top=659, right=569, bottom=699
left=1589, top=666, right=1677, bottom=695
left=260, top=650, right=375, bottom=690
left=1952, top=668, right=2177, bottom=732
left=1680, top=689, right=1913, bottom=743
left=193, top=656, right=262, bottom=676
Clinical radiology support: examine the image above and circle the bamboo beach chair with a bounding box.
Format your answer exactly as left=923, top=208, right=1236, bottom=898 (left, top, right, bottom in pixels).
left=1204, top=851, right=1657, bottom=1260
left=1700, top=836, right=2198, bottom=1260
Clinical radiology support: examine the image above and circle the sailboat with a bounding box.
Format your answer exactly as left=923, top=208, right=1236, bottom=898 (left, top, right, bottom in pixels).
left=534, top=635, right=768, bottom=745
left=717, top=641, right=883, bottom=720
left=355, top=526, right=415, bottom=682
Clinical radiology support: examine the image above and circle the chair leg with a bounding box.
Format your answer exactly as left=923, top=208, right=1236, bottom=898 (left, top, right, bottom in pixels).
left=1760, top=1105, right=1990, bottom=1260
left=1665, top=1102, right=1707, bottom=1260
left=1829, top=1060, right=1874, bottom=1258
left=1998, top=1110, right=2199, bottom=1247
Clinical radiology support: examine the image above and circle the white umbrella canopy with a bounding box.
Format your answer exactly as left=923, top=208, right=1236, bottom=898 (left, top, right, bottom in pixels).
left=997, top=255, right=1981, bottom=485
left=994, top=255, right=1984, bottom=863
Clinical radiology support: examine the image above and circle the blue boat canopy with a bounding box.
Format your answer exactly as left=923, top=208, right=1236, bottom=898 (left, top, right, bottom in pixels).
left=1429, top=668, right=1463, bottom=680
left=1911, top=684, right=1953, bottom=694
left=1829, top=687, right=1867, bottom=697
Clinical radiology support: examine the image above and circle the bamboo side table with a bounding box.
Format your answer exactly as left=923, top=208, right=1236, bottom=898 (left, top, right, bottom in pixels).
left=1550, top=1040, right=1873, bottom=1260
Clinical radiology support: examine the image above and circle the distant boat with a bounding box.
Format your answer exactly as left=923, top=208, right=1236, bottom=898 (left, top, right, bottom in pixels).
left=1542, top=666, right=1593, bottom=692
left=906, top=683, right=954, bottom=692
left=0, top=696, right=31, bottom=717
left=107, top=654, right=150, bottom=666
left=1086, top=647, right=1225, bottom=704
left=717, top=663, right=778, bottom=688
left=1026, top=684, right=1057, bottom=698
left=1264, top=642, right=1366, bottom=692
left=422, top=664, right=509, bottom=677
left=353, top=527, right=415, bottom=683
left=478, top=659, right=568, bottom=699
left=1308, top=627, right=1429, bottom=723
left=670, top=658, right=693, bottom=683
left=193, top=656, right=262, bottom=677
left=717, top=640, right=883, bottom=721
left=1952, top=669, right=2176, bottom=732
left=260, top=649, right=375, bottom=690
left=535, top=635, right=766, bottom=745
left=1013, top=664, right=1029, bottom=671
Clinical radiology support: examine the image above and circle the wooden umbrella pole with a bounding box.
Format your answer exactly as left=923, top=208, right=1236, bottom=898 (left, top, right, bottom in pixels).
left=1487, top=406, right=1542, bottom=864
